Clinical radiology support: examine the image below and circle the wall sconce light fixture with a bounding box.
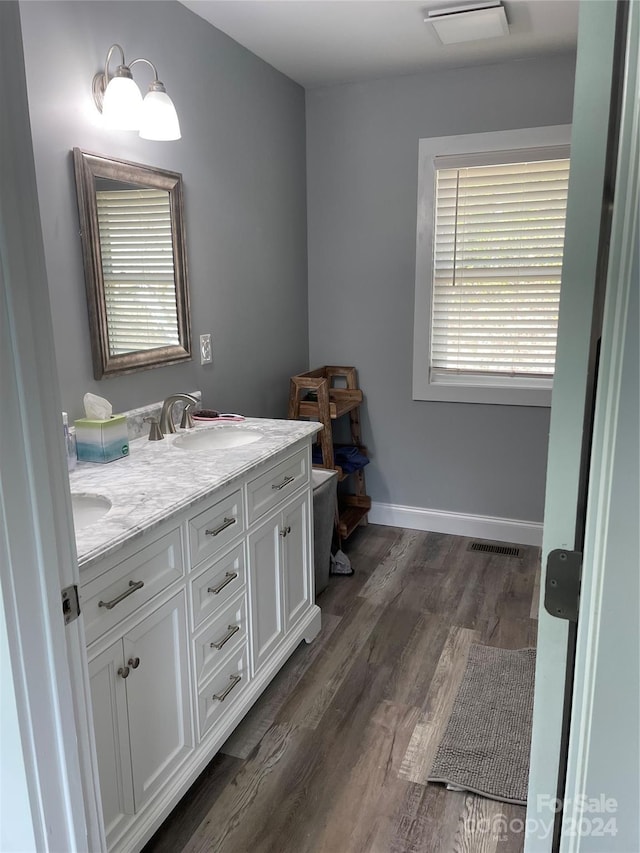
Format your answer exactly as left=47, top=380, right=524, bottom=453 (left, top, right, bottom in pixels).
left=92, top=44, right=181, bottom=141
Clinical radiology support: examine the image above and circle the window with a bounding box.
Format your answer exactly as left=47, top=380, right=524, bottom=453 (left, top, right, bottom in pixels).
left=96, top=187, right=180, bottom=356
left=412, top=126, right=571, bottom=406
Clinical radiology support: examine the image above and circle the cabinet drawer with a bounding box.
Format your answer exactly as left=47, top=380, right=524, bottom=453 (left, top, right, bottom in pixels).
left=247, top=447, right=309, bottom=524
left=193, top=592, right=247, bottom=687
left=82, top=528, right=184, bottom=646
left=188, top=488, right=244, bottom=569
left=190, top=543, right=246, bottom=630
left=197, top=644, right=250, bottom=741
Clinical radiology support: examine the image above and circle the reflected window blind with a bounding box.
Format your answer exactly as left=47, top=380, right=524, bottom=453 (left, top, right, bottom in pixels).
left=97, top=188, right=179, bottom=356
left=432, top=155, right=570, bottom=377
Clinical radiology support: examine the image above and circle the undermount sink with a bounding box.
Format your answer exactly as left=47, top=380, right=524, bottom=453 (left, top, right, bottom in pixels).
left=71, top=493, right=112, bottom=530
left=173, top=427, right=263, bottom=452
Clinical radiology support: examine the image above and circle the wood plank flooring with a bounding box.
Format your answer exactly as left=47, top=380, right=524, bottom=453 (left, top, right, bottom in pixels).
left=143, top=526, right=540, bottom=853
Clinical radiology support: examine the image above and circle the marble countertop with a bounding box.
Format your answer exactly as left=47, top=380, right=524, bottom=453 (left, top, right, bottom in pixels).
left=71, top=417, right=321, bottom=570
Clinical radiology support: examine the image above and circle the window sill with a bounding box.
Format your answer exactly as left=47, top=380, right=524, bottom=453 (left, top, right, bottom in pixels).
left=412, top=374, right=553, bottom=407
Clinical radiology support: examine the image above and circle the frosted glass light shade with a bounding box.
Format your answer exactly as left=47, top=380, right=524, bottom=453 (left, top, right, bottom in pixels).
left=139, top=90, right=181, bottom=141
left=102, top=76, right=143, bottom=130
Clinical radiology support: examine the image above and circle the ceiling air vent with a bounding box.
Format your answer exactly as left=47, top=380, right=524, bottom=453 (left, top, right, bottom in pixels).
left=426, top=2, right=510, bottom=45
left=468, top=541, right=521, bottom=557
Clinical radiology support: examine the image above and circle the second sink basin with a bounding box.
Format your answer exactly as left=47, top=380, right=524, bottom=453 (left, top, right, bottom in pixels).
left=72, top=493, right=112, bottom=530
left=174, top=427, right=263, bottom=452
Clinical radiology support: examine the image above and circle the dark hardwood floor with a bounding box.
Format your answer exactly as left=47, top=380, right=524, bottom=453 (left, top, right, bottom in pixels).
left=144, top=525, right=540, bottom=853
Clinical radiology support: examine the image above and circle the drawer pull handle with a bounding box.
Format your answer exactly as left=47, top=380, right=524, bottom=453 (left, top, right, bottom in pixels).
left=205, top=517, right=236, bottom=537
left=99, top=580, right=144, bottom=610
left=213, top=674, right=241, bottom=702
left=211, top=625, right=240, bottom=650
left=272, top=475, right=295, bottom=491
left=279, top=526, right=292, bottom=538
left=117, top=666, right=130, bottom=679
left=207, top=572, right=238, bottom=595
left=127, top=657, right=140, bottom=669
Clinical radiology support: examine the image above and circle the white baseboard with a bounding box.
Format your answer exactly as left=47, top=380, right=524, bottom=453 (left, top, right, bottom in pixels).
left=368, top=501, right=543, bottom=547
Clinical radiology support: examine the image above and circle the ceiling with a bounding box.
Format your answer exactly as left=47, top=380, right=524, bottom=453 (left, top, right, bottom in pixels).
left=179, top=0, right=580, bottom=88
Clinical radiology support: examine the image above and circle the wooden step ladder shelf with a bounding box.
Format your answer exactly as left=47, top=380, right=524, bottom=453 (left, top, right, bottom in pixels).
left=288, top=366, right=371, bottom=541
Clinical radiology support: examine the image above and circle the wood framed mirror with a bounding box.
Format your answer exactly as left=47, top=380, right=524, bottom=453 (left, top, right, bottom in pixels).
left=73, top=148, right=192, bottom=379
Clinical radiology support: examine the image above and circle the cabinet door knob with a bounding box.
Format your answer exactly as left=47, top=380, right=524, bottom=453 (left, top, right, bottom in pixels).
left=117, top=666, right=130, bottom=679
left=279, top=525, right=292, bottom=538
left=127, top=657, right=140, bottom=669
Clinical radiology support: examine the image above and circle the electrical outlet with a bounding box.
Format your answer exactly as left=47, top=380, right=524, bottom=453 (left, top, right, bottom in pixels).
left=200, top=334, right=212, bottom=365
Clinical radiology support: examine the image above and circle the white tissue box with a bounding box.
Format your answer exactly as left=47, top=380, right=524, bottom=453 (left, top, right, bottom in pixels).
left=74, top=415, right=129, bottom=463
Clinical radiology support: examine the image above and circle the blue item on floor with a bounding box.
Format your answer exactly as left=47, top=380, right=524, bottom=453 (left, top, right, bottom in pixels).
left=312, top=444, right=369, bottom=473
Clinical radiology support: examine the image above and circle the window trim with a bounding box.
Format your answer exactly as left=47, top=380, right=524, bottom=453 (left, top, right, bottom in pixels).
left=412, top=125, right=572, bottom=407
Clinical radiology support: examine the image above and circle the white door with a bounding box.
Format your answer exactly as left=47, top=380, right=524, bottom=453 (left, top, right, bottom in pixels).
left=125, top=592, right=193, bottom=811
left=560, top=5, right=639, bottom=849
left=527, top=1, right=635, bottom=849
left=1, top=4, right=102, bottom=850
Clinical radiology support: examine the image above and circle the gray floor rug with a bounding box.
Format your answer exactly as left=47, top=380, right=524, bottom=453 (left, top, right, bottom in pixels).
left=428, top=644, right=536, bottom=805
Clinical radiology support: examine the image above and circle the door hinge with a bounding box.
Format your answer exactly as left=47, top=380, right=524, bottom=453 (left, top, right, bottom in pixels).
left=61, top=584, right=81, bottom=625
left=544, top=549, right=582, bottom=622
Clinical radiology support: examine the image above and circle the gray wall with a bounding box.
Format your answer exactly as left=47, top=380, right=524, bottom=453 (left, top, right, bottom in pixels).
left=306, top=54, right=576, bottom=523
left=19, top=1, right=309, bottom=422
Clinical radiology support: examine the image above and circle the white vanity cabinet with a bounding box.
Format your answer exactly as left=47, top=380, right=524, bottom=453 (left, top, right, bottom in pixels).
left=80, top=437, right=321, bottom=853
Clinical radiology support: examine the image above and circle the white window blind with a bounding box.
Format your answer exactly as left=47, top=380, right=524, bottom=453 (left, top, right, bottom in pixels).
left=96, top=188, right=180, bottom=356
left=432, top=151, right=570, bottom=379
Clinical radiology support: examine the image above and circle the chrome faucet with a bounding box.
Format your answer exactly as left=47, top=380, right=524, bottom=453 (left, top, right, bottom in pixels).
left=159, top=393, right=198, bottom=435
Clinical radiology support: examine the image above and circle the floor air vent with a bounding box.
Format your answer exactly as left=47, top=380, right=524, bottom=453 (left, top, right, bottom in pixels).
left=468, top=542, right=521, bottom=557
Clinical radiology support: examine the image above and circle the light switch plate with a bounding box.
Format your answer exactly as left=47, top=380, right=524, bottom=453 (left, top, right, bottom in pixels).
left=200, top=334, right=212, bottom=365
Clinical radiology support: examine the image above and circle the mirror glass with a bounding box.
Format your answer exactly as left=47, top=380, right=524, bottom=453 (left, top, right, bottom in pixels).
left=73, top=149, right=191, bottom=378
